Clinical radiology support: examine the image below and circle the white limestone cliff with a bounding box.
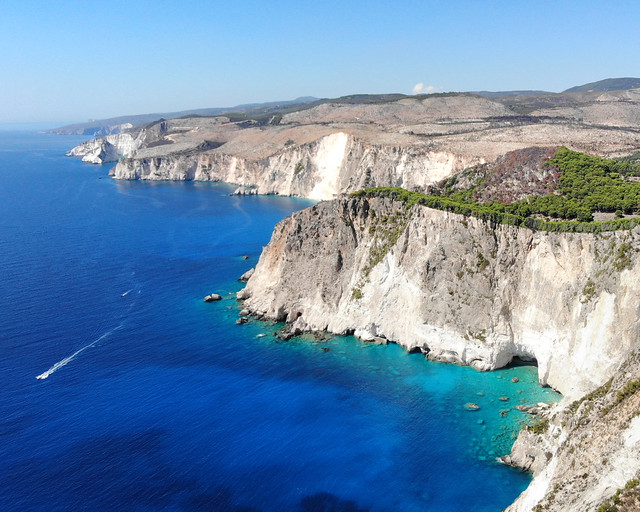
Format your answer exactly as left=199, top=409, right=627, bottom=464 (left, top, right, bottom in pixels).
left=238, top=196, right=640, bottom=510
left=67, top=90, right=640, bottom=195
left=66, top=119, right=175, bottom=164
left=239, top=197, right=640, bottom=400
left=66, top=132, right=140, bottom=164
left=111, top=132, right=478, bottom=199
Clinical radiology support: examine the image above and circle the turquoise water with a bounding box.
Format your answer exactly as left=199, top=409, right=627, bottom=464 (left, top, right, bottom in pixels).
left=0, top=131, right=560, bottom=511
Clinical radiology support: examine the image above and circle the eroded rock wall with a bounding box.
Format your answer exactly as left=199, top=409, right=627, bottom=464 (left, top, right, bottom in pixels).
left=67, top=132, right=143, bottom=164
left=111, top=133, right=478, bottom=199
left=238, top=197, right=640, bottom=401
left=504, top=351, right=640, bottom=512
left=66, top=120, right=174, bottom=164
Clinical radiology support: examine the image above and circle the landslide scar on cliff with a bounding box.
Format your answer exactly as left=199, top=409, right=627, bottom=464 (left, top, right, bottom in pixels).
left=351, top=208, right=412, bottom=299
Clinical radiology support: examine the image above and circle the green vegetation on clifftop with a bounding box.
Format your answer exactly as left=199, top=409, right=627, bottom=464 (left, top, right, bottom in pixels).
left=352, top=148, right=640, bottom=233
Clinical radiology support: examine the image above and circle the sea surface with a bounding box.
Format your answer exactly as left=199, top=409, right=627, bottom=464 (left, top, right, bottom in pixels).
left=0, top=131, right=560, bottom=512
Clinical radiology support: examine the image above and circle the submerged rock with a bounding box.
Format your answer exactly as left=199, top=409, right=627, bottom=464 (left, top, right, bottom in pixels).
left=276, top=322, right=305, bottom=340
left=464, top=403, right=481, bottom=411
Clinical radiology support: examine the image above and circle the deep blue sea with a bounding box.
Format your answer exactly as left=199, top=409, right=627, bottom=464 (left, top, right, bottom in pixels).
left=0, top=132, right=560, bottom=512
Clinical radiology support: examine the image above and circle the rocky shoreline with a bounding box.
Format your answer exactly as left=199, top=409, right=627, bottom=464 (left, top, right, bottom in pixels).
left=65, top=89, right=640, bottom=510
left=237, top=197, right=640, bottom=398
left=67, top=90, right=640, bottom=202
left=236, top=196, right=640, bottom=511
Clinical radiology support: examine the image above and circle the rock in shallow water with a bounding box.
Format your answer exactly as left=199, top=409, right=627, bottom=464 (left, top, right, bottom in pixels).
left=238, top=268, right=255, bottom=282
left=204, top=293, right=222, bottom=302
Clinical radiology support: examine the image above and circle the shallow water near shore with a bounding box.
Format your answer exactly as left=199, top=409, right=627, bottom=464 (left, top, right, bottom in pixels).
left=0, top=132, right=560, bottom=512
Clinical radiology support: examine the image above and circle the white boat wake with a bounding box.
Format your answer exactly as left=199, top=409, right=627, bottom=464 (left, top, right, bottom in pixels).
left=36, top=324, right=124, bottom=380
left=36, top=287, right=139, bottom=380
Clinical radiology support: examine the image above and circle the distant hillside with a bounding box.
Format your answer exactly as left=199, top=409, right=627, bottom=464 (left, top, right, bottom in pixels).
left=46, top=97, right=319, bottom=136
left=472, top=90, right=552, bottom=98
left=46, top=93, right=464, bottom=135
left=49, top=79, right=640, bottom=137
left=50, top=79, right=640, bottom=139
left=563, top=77, right=640, bottom=93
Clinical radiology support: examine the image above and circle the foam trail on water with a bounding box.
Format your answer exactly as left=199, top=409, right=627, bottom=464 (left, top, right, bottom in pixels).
left=36, top=324, right=124, bottom=380
left=36, top=285, right=141, bottom=380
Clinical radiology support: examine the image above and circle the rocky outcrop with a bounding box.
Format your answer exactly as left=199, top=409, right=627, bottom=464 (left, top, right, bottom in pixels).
left=67, top=138, right=119, bottom=164
left=238, top=197, right=640, bottom=400
left=68, top=91, right=640, bottom=198
left=66, top=119, right=179, bottom=164
left=67, top=132, right=140, bottom=164
left=238, top=268, right=255, bottom=282
left=238, top=196, right=640, bottom=510
left=112, top=132, right=480, bottom=200
left=504, top=350, right=640, bottom=512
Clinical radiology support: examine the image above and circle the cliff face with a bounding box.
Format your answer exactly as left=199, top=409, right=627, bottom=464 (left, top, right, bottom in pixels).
left=238, top=196, right=640, bottom=510
left=112, top=133, right=477, bottom=200
left=504, top=350, right=640, bottom=512
left=238, top=197, right=640, bottom=401
left=66, top=120, right=175, bottom=164
left=66, top=132, right=141, bottom=164
left=68, top=91, right=640, bottom=199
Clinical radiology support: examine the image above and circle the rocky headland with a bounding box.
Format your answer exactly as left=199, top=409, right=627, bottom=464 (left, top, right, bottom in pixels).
left=68, top=90, right=640, bottom=200
left=237, top=193, right=640, bottom=511
left=67, top=84, right=640, bottom=511
left=237, top=196, right=640, bottom=400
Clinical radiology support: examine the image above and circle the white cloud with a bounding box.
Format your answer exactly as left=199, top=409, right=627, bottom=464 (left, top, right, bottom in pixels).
left=412, top=83, right=437, bottom=95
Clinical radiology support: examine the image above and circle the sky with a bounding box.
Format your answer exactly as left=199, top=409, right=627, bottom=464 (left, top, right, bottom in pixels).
left=2, top=0, right=639, bottom=124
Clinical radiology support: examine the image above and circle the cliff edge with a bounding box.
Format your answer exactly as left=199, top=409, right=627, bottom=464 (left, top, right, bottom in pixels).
left=504, top=350, right=640, bottom=512
left=238, top=196, right=640, bottom=510
left=67, top=91, right=640, bottom=199
left=239, top=197, right=640, bottom=400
